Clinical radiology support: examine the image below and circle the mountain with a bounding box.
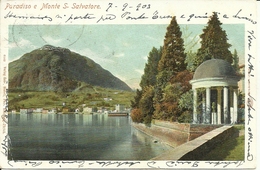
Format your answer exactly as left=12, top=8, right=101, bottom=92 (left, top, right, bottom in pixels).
left=9, top=45, right=132, bottom=92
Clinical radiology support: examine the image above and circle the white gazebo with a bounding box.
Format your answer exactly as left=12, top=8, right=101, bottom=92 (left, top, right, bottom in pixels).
left=190, top=59, right=240, bottom=124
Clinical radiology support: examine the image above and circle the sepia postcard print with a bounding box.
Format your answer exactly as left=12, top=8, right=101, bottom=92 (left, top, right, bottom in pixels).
left=0, top=0, right=258, bottom=169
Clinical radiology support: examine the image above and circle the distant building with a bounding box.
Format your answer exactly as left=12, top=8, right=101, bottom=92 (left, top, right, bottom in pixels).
left=115, top=104, right=125, bottom=112
left=104, top=98, right=112, bottom=101
left=20, top=109, right=33, bottom=114
left=42, top=109, right=48, bottom=114
left=33, top=108, right=43, bottom=113
left=48, top=108, right=57, bottom=114
left=97, top=107, right=106, bottom=113
left=62, top=108, right=69, bottom=113
left=20, top=109, right=27, bottom=114
left=83, top=107, right=97, bottom=113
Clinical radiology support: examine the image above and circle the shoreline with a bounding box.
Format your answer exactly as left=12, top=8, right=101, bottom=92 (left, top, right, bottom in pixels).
left=131, top=122, right=176, bottom=148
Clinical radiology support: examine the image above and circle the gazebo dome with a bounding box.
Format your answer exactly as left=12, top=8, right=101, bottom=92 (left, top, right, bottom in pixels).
left=193, top=59, right=237, bottom=80
left=190, top=59, right=240, bottom=89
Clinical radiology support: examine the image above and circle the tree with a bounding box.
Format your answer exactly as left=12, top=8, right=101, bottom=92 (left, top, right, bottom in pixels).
left=181, top=25, right=200, bottom=72
left=194, top=12, right=233, bottom=68
left=178, top=89, right=193, bottom=123
left=156, top=16, right=187, bottom=91
left=130, top=108, right=143, bottom=123
left=131, top=86, right=155, bottom=124
left=153, top=16, right=188, bottom=121
left=232, top=49, right=240, bottom=73
left=140, top=47, right=162, bottom=89
left=181, top=25, right=200, bottom=52
left=157, top=17, right=187, bottom=79
left=185, top=51, right=198, bottom=72
left=130, top=89, right=142, bottom=109
left=131, top=47, right=162, bottom=124
left=139, top=86, right=155, bottom=124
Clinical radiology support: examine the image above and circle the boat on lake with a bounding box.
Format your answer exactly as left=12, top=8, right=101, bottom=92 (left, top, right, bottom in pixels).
left=108, top=111, right=129, bottom=116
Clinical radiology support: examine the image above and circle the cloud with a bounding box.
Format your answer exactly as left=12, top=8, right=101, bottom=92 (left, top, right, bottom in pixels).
left=9, top=42, right=18, bottom=49
left=128, top=81, right=141, bottom=90
left=122, top=42, right=130, bottom=47
left=75, top=48, right=114, bottom=64
left=124, top=77, right=141, bottom=90
left=114, top=52, right=125, bottom=58
left=8, top=38, right=39, bottom=62
left=103, top=45, right=111, bottom=52
left=41, top=36, right=62, bottom=46
left=102, top=45, right=125, bottom=58
left=145, top=35, right=157, bottom=41
left=114, top=75, right=141, bottom=89
left=9, top=38, right=37, bottom=50
left=135, top=69, right=144, bottom=75
left=114, top=74, right=126, bottom=82
left=8, top=38, right=38, bottom=62
left=145, top=35, right=164, bottom=46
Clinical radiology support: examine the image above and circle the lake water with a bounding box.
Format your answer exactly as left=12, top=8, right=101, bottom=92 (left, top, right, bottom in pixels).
left=8, top=113, right=172, bottom=160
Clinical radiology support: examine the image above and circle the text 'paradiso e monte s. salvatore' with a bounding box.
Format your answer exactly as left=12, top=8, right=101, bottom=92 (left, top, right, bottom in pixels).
left=4, top=2, right=101, bottom=10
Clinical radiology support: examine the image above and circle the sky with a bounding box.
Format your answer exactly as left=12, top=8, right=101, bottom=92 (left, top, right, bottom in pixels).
left=8, top=24, right=245, bottom=89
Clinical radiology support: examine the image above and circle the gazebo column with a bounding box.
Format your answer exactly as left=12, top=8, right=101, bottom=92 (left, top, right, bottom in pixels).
left=211, top=101, right=217, bottom=124
left=206, top=87, right=211, bottom=124
left=217, top=87, right=222, bottom=124
left=233, top=88, right=238, bottom=124
left=193, top=88, right=198, bottom=124
left=202, top=94, right=206, bottom=123
left=230, top=88, right=234, bottom=124
left=223, top=86, right=229, bottom=124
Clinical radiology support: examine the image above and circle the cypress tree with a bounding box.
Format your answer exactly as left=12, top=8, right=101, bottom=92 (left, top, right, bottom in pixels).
left=131, top=47, right=161, bottom=123
left=139, top=86, right=155, bottom=124
left=140, top=47, right=162, bottom=89
left=153, top=16, right=187, bottom=121
left=158, top=16, right=187, bottom=78
left=155, top=16, right=187, bottom=97
left=194, top=12, right=233, bottom=68
left=232, top=49, right=240, bottom=73
left=130, top=89, right=142, bottom=109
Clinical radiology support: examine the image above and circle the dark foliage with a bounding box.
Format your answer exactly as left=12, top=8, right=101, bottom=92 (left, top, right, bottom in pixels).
left=194, top=12, right=233, bottom=68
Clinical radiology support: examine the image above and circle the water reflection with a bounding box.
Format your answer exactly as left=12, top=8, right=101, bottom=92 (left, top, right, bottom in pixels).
left=8, top=113, right=172, bottom=160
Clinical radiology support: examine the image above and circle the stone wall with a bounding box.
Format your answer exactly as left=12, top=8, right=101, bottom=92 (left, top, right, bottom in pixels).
left=132, top=122, right=188, bottom=147
left=152, top=126, right=237, bottom=160
left=189, top=124, right=223, bottom=140
left=132, top=120, right=222, bottom=147
left=180, top=126, right=238, bottom=160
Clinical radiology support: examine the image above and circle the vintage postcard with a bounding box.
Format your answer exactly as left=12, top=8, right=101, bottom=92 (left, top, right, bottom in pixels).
left=0, top=0, right=258, bottom=169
